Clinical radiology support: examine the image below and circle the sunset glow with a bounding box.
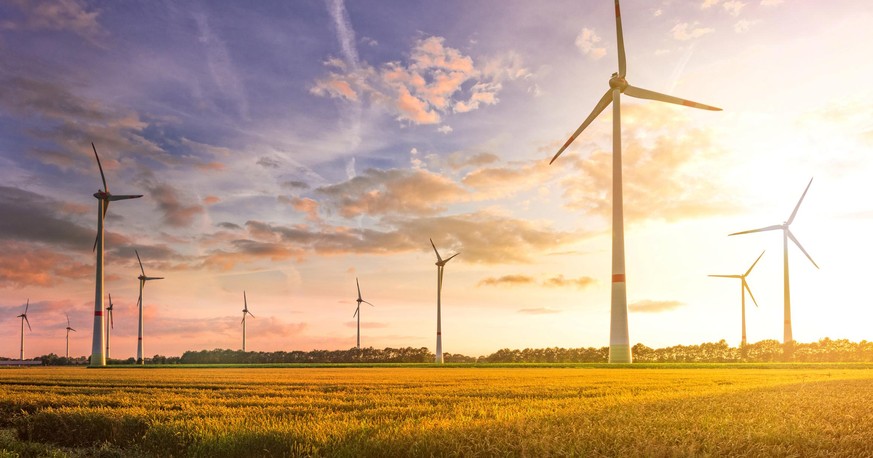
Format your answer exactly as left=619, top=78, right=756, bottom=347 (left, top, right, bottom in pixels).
left=2, top=0, right=872, bottom=359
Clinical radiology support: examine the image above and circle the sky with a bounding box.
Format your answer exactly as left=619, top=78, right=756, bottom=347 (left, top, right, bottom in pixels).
left=2, top=0, right=872, bottom=359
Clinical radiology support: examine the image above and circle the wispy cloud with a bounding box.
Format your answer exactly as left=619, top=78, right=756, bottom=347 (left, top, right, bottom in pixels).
left=518, top=307, right=561, bottom=315
left=317, top=168, right=468, bottom=218
left=629, top=300, right=684, bottom=313
left=192, top=11, right=249, bottom=120
left=0, top=0, right=106, bottom=47
left=477, top=275, right=536, bottom=287
left=543, top=275, right=597, bottom=289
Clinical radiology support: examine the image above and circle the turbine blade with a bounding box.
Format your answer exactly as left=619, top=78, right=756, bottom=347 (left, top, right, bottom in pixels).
left=241, top=314, right=246, bottom=325
left=24, top=299, right=29, bottom=314
left=786, top=229, right=819, bottom=269
left=356, top=277, right=362, bottom=300
left=787, top=177, right=813, bottom=225
left=92, top=143, right=108, bottom=193
left=24, top=315, right=31, bottom=331
left=93, top=233, right=99, bottom=252
left=66, top=313, right=71, bottom=327
left=708, top=274, right=741, bottom=278
left=430, top=238, right=443, bottom=262
left=109, top=308, right=114, bottom=329
left=624, top=85, right=721, bottom=111
left=729, top=225, right=783, bottom=236
left=744, top=250, right=766, bottom=277
left=353, top=306, right=359, bottom=318
left=550, top=89, right=613, bottom=164
left=444, top=252, right=460, bottom=263
left=248, top=311, right=255, bottom=318
left=70, top=328, right=76, bottom=332
left=615, top=0, right=626, bottom=77
left=108, top=194, right=144, bottom=201
left=363, top=300, right=375, bottom=307
left=102, top=200, right=110, bottom=220
left=135, top=249, right=145, bottom=276
left=244, top=291, right=247, bottom=309
left=743, top=279, right=759, bottom=308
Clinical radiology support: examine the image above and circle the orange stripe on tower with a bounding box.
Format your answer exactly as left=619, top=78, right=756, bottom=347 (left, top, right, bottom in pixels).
left=94, top=311, right=103, bottom=316
left=612, top=274, right=625, bottom=283
left=615, top=3, right=620, bottom=17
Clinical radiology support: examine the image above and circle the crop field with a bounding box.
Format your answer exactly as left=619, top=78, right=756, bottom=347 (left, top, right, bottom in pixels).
left=2, top=365, right=873, bottom=457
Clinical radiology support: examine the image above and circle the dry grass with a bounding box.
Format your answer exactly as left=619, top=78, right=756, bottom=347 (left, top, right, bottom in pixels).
left=1, top=366, right=872, bottom=456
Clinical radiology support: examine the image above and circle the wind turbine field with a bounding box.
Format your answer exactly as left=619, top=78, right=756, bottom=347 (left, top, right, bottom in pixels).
left=3, top=0, right=873, bottom=455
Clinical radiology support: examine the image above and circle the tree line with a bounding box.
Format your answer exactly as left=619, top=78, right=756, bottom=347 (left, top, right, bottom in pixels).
left=6, top=338, right=873, bottom=365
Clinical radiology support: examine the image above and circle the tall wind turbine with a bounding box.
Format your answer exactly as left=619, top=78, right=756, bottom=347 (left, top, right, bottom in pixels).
left=17, top=299, right=31, bottom=361
left=353, top=277, right=374, bottom=349
left=105, top=293, right=114, bottom=360
left=709, top=251, right=765, bottom=346
left=65, top=313, right=77, bottom=358
left=730, top=178, right=818, bottom=349
left=241, top=291, right=254, bottom=352
left=135, top=250, right=163, bottom=364
left=91, top=143, right=142, bottom=366
left=430, top=238, right=459, bottom=364
left=548, top=0, right=721, bottom=363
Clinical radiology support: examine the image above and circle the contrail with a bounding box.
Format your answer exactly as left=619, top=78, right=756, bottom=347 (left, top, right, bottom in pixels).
left=327, top=0, right=359, bottom=69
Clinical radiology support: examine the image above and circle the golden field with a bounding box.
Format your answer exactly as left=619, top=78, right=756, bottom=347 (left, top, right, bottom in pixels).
left=2, top=365, right=873, bottom=457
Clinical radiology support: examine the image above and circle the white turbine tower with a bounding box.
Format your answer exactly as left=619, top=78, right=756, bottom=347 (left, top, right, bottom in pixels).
left=709, top=251, right=765, bottom=346
left=65, top=313, right=77, bottom=358
left=105, top=293, right=114, bottom=360
left=729, top=178, right=818, bottom=352
left=430, top=238, right=459, bottom=364
left=91, top=143, right=142, bottom=367
left=135, top=250, right=163, bottom=364
left=17, top=299, right=31, bottom=361
left=353, top=277, right=374, bottom=349
left=242, top=291, right=254, bottom=352
left=548, top=0, right=721, bottom=363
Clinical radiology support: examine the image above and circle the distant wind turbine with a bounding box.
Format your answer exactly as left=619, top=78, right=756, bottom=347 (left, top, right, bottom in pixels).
left=430, top=238, right=459, bottom=364
left=105, top=293, right=114, bottom=360
left=135, top=250, right=163, bottom=364
left=65, top=313, right=77, bottom=358
left=242, top=291, right=254, bottom=352
left=91, top=143, right=142, bottom=366
left=730, top=178, right=818, bottom=348
left=709, top=251, right=765, bottom=346
left=17, top=299, right=31, bottom=361
left=353, top=277, right=374, bottom=349
left=548, top=0, right=721, bottom=363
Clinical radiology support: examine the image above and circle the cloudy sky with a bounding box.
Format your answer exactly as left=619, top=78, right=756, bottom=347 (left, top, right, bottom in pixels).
left=2, top=0, right=872, bottom=359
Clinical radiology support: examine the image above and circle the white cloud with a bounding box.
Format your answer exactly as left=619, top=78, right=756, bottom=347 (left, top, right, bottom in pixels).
left=437, top=125, right=453, bottom=134
left=671, top=22, right=715, bottom=41
left=575, top=28, right=607, bottom=60
left=312, top=35, right=530, bottom=125
left=722, top=0, right=746, bottom=17
left=760, top=0, right=783, bottom=5
left=734, top=19, right=755, bottom=33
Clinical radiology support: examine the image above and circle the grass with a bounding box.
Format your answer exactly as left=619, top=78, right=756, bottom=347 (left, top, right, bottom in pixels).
left=1, top=365, right=872, bottom=456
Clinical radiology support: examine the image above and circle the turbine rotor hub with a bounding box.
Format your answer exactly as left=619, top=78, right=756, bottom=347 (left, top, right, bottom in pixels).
left=94, top=190, right=109, bottom=199
left=608, top=73, right=628, bottom=91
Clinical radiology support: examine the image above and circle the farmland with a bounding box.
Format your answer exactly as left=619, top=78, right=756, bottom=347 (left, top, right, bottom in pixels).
left=2, top=365, right=873, bottom=457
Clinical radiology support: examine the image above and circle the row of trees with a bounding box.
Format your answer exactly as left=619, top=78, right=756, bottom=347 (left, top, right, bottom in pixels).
left=8, top=338, right=873, bottom=365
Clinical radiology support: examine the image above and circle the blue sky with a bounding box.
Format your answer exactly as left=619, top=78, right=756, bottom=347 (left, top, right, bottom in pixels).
left=2, top=0, right=873, bottom=358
